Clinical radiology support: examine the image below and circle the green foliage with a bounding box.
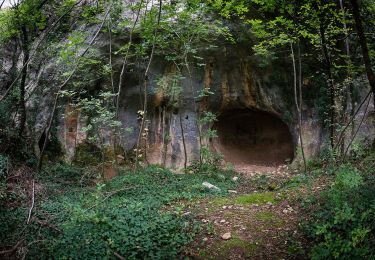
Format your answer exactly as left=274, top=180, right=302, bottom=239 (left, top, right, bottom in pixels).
left=306, top=164, right=375, bottom=259
left=59, top=32, right=87, bottom=63
left=5, top=165, right=236, bottom=258
left=207, top=0, right=249, bottom=19
left=0, top=0, right=47, bottom=41
left=0, top=9, right=18, bottom=40
left=0, top=88, right=36, bottom=164
left=188, top=145, right=224, bottom=175
left=0, top=155, right=9, bottom=202
left=156, top=72, right=184, bottom=108
left=78, top=93, right=122, bottom=136
left=199, top=111, right=217, bottom=126
left=153, top=0, right=229, bottom=63
left=42, top=162, right=83, bottom=184
left=73, top=142, right=102, bottom=166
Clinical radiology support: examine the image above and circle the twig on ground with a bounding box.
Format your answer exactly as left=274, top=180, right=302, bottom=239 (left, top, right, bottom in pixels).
left=114, top=252, right=126, bottom=260
left=0, top=239, right=25, bottom=255
left=35, top=218, right=63, bottom=233
left=87, top=186, right=137, bottom=210
left=27, top=180, right=35, bottom=224
left=22, top=240, right=46, bottom=260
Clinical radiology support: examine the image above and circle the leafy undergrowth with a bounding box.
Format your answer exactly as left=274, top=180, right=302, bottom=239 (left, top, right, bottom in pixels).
left=4, top=158, right=374, bottom=259
left=304, top=162, right=375, bottom=259
left=1, top=164, right=237, bottom=259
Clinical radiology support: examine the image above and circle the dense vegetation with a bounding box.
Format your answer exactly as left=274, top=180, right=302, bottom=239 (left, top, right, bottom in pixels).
left=1, top=163, right=237, bottom=258
left=1, top=0, right=375, bottom=259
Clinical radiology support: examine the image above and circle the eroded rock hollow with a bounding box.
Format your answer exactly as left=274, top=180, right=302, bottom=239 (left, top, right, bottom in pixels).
left=213, top=109, right=294, bottom=166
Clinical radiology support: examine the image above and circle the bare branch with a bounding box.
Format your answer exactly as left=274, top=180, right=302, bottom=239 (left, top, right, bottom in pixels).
left=26, top=180, right=35, bottom=224
left=0, top=0, right=6, bottom=9
left=0, top=239, right=24, bottom=255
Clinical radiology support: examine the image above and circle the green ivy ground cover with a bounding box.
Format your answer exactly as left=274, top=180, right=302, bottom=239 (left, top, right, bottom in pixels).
left=1, top=164, right=237, bottom=259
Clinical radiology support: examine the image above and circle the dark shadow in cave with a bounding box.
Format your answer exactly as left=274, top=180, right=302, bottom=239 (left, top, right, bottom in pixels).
left=213, top=109, right=295, bottom=166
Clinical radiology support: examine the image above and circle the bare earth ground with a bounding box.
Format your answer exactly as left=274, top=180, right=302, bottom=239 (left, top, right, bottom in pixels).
left=182, top=165, right=329, bottom=259
left=234, top=164, right=292, bottom=178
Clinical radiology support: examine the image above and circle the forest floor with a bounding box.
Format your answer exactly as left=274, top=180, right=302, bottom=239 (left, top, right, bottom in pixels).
left=1, top=163, right=330, bottom=259
left=183, top=165, right=329, bottom=259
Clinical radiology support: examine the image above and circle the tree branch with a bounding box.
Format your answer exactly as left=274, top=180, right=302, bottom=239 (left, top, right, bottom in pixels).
left=26, top=180, right=35, bottom=224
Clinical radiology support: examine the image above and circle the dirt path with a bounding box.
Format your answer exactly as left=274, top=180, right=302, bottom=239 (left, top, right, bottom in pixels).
left=184, top=167, right=327, bottom=259
left=234, top=163, right=292, bottom=178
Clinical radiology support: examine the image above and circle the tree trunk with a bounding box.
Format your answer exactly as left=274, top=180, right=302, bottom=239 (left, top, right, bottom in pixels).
left=179, top=105, right=187, bottom=169
left=135, top=0, right=162, bottom=166
left=319, top=21, right=336, bottom=149
left=297, top=42, right=307, bottom=172
left=18, top=25, right=29, bottom=137
left=291, top=42, right=307, bottom=172
left=350, top=0, right=375, bottom=106
left=338, top=0, right=355, bottom=155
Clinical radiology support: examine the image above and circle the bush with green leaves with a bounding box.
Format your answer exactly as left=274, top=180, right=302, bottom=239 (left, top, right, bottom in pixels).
left=14, top=165, right=237, bottom=258
left=306, top=164, right=375, bottom=259
left=0, top=155, right=9, bottom=202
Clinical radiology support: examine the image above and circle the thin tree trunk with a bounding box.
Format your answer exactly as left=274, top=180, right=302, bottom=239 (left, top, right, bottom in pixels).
left=338, top=0, right=355, bottom=155
left=297, top=42, right=307, bottom=172
left=162, top=108, right=167, bottom=166
left=135, top=0, right=162, bottom=166
left=108, top=13, right=115, bottom=101
left=350, top=0, right=375, bottom=148
left=115, top=0, right=143, bottom=118
left=291, top=42, right=307, bottom=172
left=335, top=90, right=372, bottom=150
left=178, top=105, right=187, bottom=169
left=350, top=0, right=375, bottom=106
left=319, top=21, right=336, bottom=149
left=18, top=25, right=29, bottom=137
left=343, top=94, right=372, bottom=160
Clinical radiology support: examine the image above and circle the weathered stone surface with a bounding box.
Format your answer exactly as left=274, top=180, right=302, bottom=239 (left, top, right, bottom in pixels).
left=221, top=232, right=232, bottom=240
left=202, top=182, right=221, bottom=191
left=2, top=18, right=374, bottom=170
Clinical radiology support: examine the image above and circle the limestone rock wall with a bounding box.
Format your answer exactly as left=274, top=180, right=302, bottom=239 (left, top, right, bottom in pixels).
left=2, top=23, right=373, bottom=170
left=57, top=43, right=322, bottom=169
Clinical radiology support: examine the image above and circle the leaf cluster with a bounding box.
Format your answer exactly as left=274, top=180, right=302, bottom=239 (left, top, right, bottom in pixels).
left=306, top=164, right=375, bottom=259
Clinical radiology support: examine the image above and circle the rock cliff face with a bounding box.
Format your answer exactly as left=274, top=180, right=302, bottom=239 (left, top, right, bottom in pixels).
left=56, top=42, right=322, bottom=169
left=2, top=23, right=373, bottom=170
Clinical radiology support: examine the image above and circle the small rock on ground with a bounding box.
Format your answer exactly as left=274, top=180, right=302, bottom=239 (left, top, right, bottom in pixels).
left=221, top=232, right=232, bottom=240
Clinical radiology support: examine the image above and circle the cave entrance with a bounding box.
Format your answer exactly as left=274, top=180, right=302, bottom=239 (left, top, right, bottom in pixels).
left=213, top=109, right=294, bottom=166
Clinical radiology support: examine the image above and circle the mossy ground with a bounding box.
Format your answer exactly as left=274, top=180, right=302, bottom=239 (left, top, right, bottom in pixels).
left=185, top=170, right=329, bottom=259
left=234, top=192, right=276, bottom=205
left=199, top=235, right=257, bottom=259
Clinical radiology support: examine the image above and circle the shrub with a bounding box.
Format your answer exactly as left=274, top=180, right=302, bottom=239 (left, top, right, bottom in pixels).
left=0, top=154, right=8, bottom=202
left=306, top=164, right=375, bottom=259
left=21, top=165, right=236, bottom=258
left=188, top=147, right=226, bottom=175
